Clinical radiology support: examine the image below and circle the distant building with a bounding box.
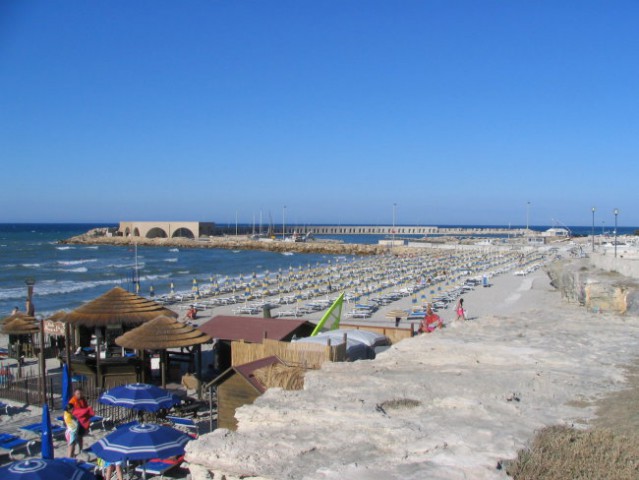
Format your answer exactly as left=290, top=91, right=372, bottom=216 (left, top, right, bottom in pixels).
left=118, top=221, right=215, bottom=239
left=542, top=228, right=570, bottom=238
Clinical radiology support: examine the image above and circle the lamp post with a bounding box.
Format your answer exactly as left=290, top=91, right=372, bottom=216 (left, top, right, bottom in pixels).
left=392, top=203, right=397, bottom=245
left=591, top=207, right=596, bottom=252
left=282, top=205, right=287, bottom=240
left=613, top=208, right=619, bottom=258
left=25, top=278, right=47, bottom=405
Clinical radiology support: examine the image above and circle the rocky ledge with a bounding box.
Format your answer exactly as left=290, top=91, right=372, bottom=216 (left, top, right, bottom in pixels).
left=60, top=232, right=414, bottom=256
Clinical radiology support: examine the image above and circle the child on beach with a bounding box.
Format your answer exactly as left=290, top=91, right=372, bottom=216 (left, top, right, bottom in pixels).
left=456, top=298, right=467, bottom=321
left=63, top=402, right=79, bottom=458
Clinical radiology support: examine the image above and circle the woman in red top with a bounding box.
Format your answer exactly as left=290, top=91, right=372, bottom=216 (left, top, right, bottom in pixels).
left=69, top=388, right=94, bottom=451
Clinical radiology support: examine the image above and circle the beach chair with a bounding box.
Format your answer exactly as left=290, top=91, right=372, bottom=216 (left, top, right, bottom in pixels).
left=165, top=415, right=198, bottom=436
left=135, top=456, right=184, bottom=479
left=0, top=433, right=37, bottom=459
left=59, top=457, right=100, bottom=475
left=19, top=422, right=66, bottom=438
left=0, top=401, right=10, bottom=414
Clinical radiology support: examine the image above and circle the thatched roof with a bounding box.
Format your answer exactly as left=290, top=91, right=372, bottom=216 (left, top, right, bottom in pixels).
left=1, top=315, right=39, bottom=335
left=1, top=312, right=36, bottom=325
left=62, top=286, right=177, bottom=328
left=115, top=315, right=211, bottom=350
left=46, top=311, right=67, bottom=321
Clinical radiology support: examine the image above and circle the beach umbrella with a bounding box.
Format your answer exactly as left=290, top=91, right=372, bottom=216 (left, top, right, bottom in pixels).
left=115, top=315, right=210, bottom=387
left=62, top=287, right=177, bottom=328
left=61, top=363, right=72, bottom=409
left=99, top=383, right=180, bottom=412
left=90, top=422, right=191, bottom=462
left=41, top=403, right=54, bottom=460
left=170, top=282, right=175, bottom=295
left=0, top=459, right=96, bottom=480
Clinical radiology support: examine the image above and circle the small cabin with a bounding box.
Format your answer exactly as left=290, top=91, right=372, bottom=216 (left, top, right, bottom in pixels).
left=198, top=316, right=315, bottom=372
left=208, top=356, right=284, bottom=431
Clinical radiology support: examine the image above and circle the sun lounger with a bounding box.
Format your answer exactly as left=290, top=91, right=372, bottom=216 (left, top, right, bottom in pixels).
left=56, top=414, right=107, bottom=430
left=135, top=459, right=180, bottom=478
left=0, top=401, right=10, bottom=414
left=59, top=457, right=99, bottom=475
left=19, top=422, right=66, bottom=438
left=135, top=455, right=184, bottom=479
left=0, top=433, right=37, bottom=459
left=165, top=415, right=198, bottom=436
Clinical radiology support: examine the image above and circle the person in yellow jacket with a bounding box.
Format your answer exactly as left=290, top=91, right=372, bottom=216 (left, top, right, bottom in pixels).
left=63, top=403, right=79, bottom=458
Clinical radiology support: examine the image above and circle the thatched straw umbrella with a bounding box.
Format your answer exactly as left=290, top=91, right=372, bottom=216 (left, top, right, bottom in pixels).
left=115, top=315, right=211, bottom=389
left=1, top=314, right=39, bottom=378
left=62, top=286, right=178, bottom=386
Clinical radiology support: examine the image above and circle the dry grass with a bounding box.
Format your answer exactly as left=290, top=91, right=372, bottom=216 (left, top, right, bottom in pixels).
left=253, top=364, right=306, bottom=391
left=506, top=425, right=639, bottom=480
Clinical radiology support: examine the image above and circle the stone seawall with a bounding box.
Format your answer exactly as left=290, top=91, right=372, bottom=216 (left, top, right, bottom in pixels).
left=60, top=233, right=415, bottom=256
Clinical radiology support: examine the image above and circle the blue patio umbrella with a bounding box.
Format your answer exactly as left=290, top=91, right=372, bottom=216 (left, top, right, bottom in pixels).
left=41, top=403, right=54, bottom=460
left=61, top=363, right=72, bottom=409
left=0, top=458, right=95, bottom=480
left=99, top=383, right=180, bottom=412
left=90, top=422, right=191, bottom=462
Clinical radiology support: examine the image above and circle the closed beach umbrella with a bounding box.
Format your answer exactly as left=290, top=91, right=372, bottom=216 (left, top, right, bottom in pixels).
left=41, top=403, right=54, bottom=460
left=99, top=383, right=179, bottom=412
left=90, top=422, right=191, bottom=462
left=62, top=363, right=72, bottom=409
left=0, top=459, right=96, bottom=480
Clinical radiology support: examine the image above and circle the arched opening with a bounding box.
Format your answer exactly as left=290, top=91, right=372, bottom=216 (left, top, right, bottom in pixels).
left=172, top=228, right=195, bottom=239
left=133, top=228, right=140, bottom=237
left=146, top=227, right=168, bottom=239
left=124, top=228, right=130, bottom=236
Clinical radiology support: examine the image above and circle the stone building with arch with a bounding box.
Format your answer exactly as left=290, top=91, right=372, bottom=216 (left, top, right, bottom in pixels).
left=118, top=221, right=215, bottom=239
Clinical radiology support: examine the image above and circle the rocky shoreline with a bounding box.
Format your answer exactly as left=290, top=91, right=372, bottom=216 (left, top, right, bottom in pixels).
left=60, top=231, right=410, bottom=256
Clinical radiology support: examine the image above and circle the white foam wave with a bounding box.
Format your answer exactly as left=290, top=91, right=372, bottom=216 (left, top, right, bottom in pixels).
left=56, top=246, right=75, bottom=250
left=84, top=246, right=99, bottom=250
left=164, top=258, right=178, bottom=263
left=57, top=259, right=97, bottom=266
left=142, top=274, right=171, bottom=281
left=21, top=263, right=41, bottom=267
left=177, top=270, right=190, bottom=274
left=60, top=267, right=88, bottom=273
left=0, top=278, right=125, bottom=301
left=282, top=252, right=294, bottom=256
left=168, top=248, right=179, bottom=252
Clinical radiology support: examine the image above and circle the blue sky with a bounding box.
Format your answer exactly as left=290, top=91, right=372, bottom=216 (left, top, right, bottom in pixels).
left=1, top=1, right=637, bottom=226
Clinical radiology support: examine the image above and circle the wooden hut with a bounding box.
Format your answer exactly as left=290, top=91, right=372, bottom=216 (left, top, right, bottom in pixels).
left=62, top=287, right=178, bottom=389
left=207, top=356, right=305, bottom=431
left=197, top=316, right=315, bottom=372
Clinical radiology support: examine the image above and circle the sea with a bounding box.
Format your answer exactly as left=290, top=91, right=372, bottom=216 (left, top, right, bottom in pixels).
left=0, top=223, right=636, bottom=317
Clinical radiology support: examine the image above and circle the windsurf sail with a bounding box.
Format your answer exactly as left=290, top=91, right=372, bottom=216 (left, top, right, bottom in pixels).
left=310, top=292, right=344, bottom=336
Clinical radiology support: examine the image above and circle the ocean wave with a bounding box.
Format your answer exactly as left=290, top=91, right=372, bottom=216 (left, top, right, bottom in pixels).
left=168, top=248, right=179, bottom=252
left=57, top=259, right=97, bottom=266
left=142, top=274, right=171, bottom=281
left=0, top=278, right=125, bottom=301
left=60, top=267, right=88, bottom=273
left=177, top=270, right=190, bottom=274
left=282, top=252, right=294, bottom=256
left=164, top=258, right=178, bottom=263
left=56, top=246, right=75, bottom=250
left=21, top=263, right=41, bottom=268
left=84, top=246, right=99, bottom=250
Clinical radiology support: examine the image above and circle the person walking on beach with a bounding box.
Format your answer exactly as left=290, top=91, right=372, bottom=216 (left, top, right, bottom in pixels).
left=456, top=298, right=467, bottom=321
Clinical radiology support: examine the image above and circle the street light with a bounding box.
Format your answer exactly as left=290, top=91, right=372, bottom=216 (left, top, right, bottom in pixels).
left=282, top=205, right=287, bottom=240
left=25, top=278, right=47, bottom=405
left=613, top=208, right=619, bottom=258
left=392, top=203, right=397, bottom=245
left=591, top=207, right=596, bottom=252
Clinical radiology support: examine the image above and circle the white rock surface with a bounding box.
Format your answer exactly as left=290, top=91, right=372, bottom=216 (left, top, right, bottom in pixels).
left=186, top=270, right=639, bottom=479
